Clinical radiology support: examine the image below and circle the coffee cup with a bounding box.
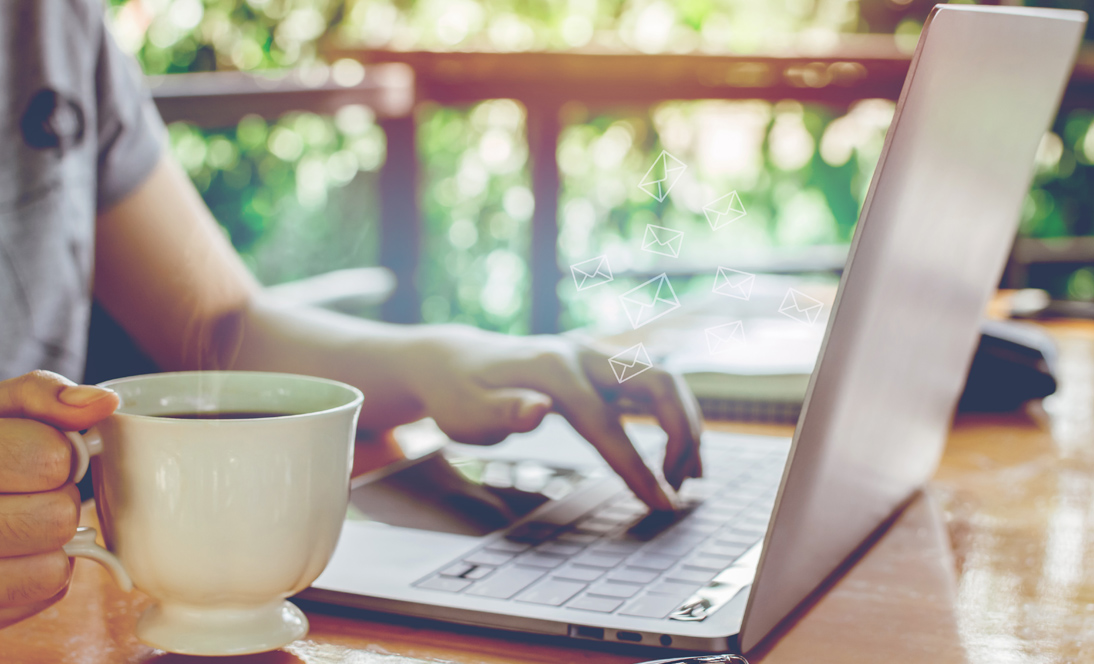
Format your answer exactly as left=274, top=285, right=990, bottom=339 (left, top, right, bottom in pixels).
left=60, top=371, right=363, bottom=656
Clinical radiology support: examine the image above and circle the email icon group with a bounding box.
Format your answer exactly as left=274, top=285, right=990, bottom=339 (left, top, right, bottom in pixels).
left=703, top=190, right=746, bottom=231
left=639, top=150, right=687, bottom=202
left=779, top=288, right=824, bottom=325
left=608, top=343, right=653, bottom=383
left=619, top=273, right=681, bottom=329
left=571, top=255, right=614, bottom=292
left=712, top=267, right=755, bottom=301
left=641, top=225, right=684, bottom=258
left=705, top=321, right=746, bottom=355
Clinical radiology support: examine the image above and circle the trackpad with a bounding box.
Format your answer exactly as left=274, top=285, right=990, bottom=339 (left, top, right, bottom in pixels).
left=347, top=452, right=592, bottom=537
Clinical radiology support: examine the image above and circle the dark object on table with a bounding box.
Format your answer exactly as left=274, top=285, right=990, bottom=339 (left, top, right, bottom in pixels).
left=633, top=655, right=749, bottom=664
left=1012, top=297, right=1094, bottom=320
left=957, top=319, right=1058, bottom=412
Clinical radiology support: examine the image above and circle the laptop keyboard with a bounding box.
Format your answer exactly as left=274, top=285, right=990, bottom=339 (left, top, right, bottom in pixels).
left=414, top=440, right=787, bottom=620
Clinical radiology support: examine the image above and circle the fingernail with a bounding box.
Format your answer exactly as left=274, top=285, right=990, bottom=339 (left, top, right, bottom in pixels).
left=516, top=397, right=549, bottom=421
left=59, top=385, right=115, bottom=407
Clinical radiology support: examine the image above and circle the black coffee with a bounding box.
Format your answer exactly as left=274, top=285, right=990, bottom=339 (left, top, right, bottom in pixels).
left=159, top=411, right=294, bottom=420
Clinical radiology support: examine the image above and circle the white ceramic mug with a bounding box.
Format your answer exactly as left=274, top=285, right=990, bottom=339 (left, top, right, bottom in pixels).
left=61, top=371, right=363, bottom=656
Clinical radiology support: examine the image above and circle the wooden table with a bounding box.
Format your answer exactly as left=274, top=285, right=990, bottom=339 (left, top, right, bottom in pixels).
left=5, top=321, right=1094, bottom=664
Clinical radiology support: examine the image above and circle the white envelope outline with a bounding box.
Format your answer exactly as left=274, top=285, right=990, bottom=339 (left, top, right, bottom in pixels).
left=570, top=255, right=614, bottom=292
left=703, top=191, right=746, bottom=231
left=712, top=267, right=756, bottom=301
left=639, top=151, right=687, bottom=202
left=608, top=343, right=654, bottom=383
left=779, top=288, right=824, bottom=325
left=705, top=321, right=746, bottom=355
left=619, top=273, right=681, bottom=329
left=641, top=225, right=684, bottom=259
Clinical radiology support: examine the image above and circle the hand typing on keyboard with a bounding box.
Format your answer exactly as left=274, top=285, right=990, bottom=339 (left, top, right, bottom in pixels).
left=397, top=327, right=704, bottom=511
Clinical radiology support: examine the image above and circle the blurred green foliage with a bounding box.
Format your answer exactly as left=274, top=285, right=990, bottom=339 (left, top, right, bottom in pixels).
left=107, top=0, right=1094, bottom=333
left=166, top=107, right=386, bottom=286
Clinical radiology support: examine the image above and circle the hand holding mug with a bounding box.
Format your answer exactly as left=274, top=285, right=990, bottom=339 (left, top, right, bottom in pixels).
left=0, top=371, right=119, bottom=629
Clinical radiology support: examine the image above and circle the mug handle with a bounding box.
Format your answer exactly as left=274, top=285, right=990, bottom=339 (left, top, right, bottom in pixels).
left=62, top=429, right=133, bottom=592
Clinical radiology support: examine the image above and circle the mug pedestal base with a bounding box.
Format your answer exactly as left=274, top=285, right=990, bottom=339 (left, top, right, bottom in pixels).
left=136, top=600, right=308, bottom=655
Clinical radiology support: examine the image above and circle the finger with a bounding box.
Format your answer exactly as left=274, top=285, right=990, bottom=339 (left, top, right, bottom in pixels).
left=604, top=368, right=702, bottom=491
left=671, top=373, right=705, bottom=480
left=0, top=550, right=71, bottom=608
left=0, top=583, right=69, bottom=629
left=528, top=362, right=675, bottom=511
left=0, top=419, right=80, bottom=492
left=433, top=388, right=552, bottom=446
left=571, top=341, right=703, bottom=487
left=0, top=371, right=118, bottom=431
left=0, top=483, right=80, bottom=557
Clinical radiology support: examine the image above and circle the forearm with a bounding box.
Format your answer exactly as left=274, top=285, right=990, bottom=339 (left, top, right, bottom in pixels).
left=221, top=296, right=429, bottom=431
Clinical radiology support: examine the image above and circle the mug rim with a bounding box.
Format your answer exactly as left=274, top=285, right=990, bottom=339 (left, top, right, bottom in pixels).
left=97, top=370, right=365, bottom=423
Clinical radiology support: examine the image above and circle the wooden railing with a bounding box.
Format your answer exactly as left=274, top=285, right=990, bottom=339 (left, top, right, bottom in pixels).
left=149, top=42, right=1094, bottom=332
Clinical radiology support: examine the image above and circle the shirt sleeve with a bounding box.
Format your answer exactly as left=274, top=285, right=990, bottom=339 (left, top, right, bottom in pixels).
left=93, top=13, right=166, bottom=212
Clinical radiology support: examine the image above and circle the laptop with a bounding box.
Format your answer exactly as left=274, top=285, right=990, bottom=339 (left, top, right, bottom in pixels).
left=303, top=5, right=1086, bottom=654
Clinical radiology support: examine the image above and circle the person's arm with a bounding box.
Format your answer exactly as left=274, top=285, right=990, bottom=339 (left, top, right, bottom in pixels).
left=94, top=155, right=703, bottom=511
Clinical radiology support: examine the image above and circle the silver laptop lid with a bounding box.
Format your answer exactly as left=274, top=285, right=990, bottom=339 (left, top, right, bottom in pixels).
left=741, top=5, right=1085, bottom=652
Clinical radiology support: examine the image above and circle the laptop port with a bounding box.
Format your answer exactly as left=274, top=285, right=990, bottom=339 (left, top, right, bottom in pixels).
left=616, top=631, right=643, bottom=642
left=568, top=625, right=604, bottom=640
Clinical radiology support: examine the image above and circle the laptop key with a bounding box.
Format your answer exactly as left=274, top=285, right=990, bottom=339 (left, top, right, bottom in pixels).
left=665, top=566, right=717, bottom=585
left=486, top=539, right=531, bottom=554
left=416, top=576, right=472, bottom=593
left=536, top=542, right=584, bottom=557
left=619, top=593, right=685, bottom=619
left=644, top=535, right=705, bottom=557
left=587, top=581, right=643, bottom=599
left=465, top=566, right=545, bottom=599
left=507, top=521, right=563, bottom=545
left=557, top=531, right=599, bottom=545
left=567, top=595, right=624, bottom=613
left=628, top=552, right=677, bottom=571
left=572, top=551, right=628, bottom=568
left=439, top=562, right=474, bottom=578
left=700, top=542, right=749, bottom=559
left=606, top=567, right=660, bottom=584
left=517, top=552, right=567, bottom=569
left=647, top=580, right=700, bottom=603
left=463, top=550, right=514, bottom=567
left=464, top=565, right=493, bottom=580
left=684, top=553, right=736, bottom=572
left=574, top=518, right=618, bottom=535
left=554, top=564, right=606, bottom=583
left=590, top=539, right=643, bottom=555
left=516, top=579, right=587, bottom=606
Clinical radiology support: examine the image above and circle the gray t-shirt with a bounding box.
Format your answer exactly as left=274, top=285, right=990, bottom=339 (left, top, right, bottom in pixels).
left=1, top=0, right=164, bottom=381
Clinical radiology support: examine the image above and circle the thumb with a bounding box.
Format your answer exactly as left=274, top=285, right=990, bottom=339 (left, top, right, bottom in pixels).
left=434, top=388, right=552, bottom=446
left=0, top=371, right=119, bottom=431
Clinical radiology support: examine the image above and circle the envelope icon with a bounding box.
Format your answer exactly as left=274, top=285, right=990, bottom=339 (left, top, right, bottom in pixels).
left=703, top=191, right=746, bottom=231
left=619, top=273, right=681, bottom=329
left=609, top=343, right=654, bottom=383
left=641, top=225, right=684, bottom=258
left=779, top=288, right=824, bottom=325
left=639, top=150, right=687, bottom=202
left=571, top=255, right=614, bottom=292
left=712, top=267, right=755, bottom=301
left=705, top=321, right=746, bottom=355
